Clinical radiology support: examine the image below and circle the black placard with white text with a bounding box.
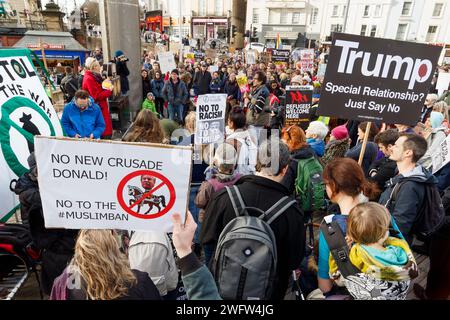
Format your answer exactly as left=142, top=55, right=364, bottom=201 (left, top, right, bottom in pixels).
left=317, top=33, right=442, bottom=125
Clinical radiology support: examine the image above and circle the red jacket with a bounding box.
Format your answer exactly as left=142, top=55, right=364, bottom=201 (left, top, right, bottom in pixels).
left=82, top=70, right=113, bottom=137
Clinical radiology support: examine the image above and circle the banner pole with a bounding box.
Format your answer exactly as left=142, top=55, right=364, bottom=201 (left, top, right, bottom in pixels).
left=358, top=122, right=371, bottom=166
left=39, top=37, right=55, bottom=103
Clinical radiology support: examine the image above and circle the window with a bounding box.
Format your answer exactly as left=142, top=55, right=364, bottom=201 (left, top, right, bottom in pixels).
left=199, top=0, right=206, bottom=16
left=363, top=5, right=370, bottom=16
left=269, top=9, right=277, bottom=24
left=396, top=24, right=408, bottom=40
left=401, top=1, right=412, bottom=15
left=331, top=24, right=343, bottom=32
left=426, top=25, right=438, bottom=42
left=332, top=5, right=339, bottom=16
left=370, top=25, right=377, bottom=37
left=342, top=5, right=347, bottom=17
left=374, top=5, right=382, bottom=17
left=252, top=8, right=259, bottom=23
left=215, top=0, right=223, bottom=16
left=280, top=10, right=288, bottom=24
left=292, top=12, right=301, bottom=24
left=432, top=3, right=443, bottom=17
left=360, top=24, right=367, bottom=36
left=310, top=8, right=318, bottom=24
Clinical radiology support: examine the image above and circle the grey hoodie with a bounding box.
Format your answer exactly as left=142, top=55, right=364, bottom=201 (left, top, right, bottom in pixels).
left=379, top=165, right=437, bottom=243
left=418, top=127, right=447, bottom=170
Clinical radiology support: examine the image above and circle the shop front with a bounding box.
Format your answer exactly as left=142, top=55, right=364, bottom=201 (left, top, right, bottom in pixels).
left=192, top=17, right=229, bottom=42
left=261, top=25, right=306, bottom=48
left=13, top=31, right=89, bottom=71
left=145, top=10, right=163, bottom=32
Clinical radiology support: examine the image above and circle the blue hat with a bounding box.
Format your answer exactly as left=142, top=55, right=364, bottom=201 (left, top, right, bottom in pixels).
left=430, top=111, right=444, bottom=129
left=115, top=50, right=124, bottom=57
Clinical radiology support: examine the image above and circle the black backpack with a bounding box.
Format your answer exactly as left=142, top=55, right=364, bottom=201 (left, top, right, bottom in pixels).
left=0, top=224, right=40, bottom=267
left=387, top=181, right=446, bottom=240
left=0, top=223, right=41, bottom=285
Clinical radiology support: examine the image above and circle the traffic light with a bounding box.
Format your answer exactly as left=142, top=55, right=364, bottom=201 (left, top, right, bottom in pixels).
left=231, top=25, right=237, bottom=38
left=169, top=17, right=173, bottom=26
left=183, top=16, right=186, bottom=24
left=252, top=27, right=257, bottom=38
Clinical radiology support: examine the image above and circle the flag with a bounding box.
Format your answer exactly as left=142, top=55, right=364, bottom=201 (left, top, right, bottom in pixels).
left=275, top=33, right=281, bottom=49
left=0, top=49, right=64, bottom=222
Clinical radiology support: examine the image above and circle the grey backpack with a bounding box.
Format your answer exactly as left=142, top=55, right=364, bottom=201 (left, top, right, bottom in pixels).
left=212, top=185, right=296, bottom=300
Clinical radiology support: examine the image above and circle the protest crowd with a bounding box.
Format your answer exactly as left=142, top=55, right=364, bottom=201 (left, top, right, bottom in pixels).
left=2, top=35, right=450, bottom=302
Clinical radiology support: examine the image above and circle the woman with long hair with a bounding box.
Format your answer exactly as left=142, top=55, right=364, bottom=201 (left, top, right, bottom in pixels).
left=151, top=70, right=166, bottom=117
left=317, top=158, right=379, bottom=297
left=51, top=230, right=161, bottom=300
left=141, top=69, right=152, bottom=99
left=280, top=125, right=316, bottom=194
left=122, top=109, right=165, bottom=143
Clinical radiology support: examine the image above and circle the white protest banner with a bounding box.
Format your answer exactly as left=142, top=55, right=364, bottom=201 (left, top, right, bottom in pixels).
left=209, top=65, right=219, bottom=73
left=0, top=49, right=64, bottom=222
left=34, top=137, right=192, bottom=232
left=317, top=64, right=327, bottom=78
left=157, top=52, right=176, bottom=74
left=436, top=72, right=450, bottom=96
left=432, top=134, right=450, bottom=174
left=195, top=94, right=226, bottom=145
left=300, top=49, right=314, bottom=73
left=246, top=50, right=257, bottom=65
left=205, top=48, right=217, bottom=60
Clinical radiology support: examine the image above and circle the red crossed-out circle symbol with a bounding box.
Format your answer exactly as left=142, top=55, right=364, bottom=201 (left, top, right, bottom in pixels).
left=117, top=170, right=176, bottom=219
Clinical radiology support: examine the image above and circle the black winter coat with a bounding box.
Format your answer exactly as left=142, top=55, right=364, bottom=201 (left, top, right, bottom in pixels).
left=116, top=60, right=130, bottom=94
left=193, top=71, right=212, bottom=95
left=379, top=166, right=437, bottom=244
left=142, top=77, right=152, bottom=99
left=368, top=156, right=397, bottom=192
left=200, top=175, right=305, bottom=300
left=12, top=166, right=77, bottom=295
left=281, top=146, right=316, bottom=194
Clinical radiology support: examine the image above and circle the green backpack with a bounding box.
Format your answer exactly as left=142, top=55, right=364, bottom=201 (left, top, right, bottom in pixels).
left=294, top=157, right=325, bottom=213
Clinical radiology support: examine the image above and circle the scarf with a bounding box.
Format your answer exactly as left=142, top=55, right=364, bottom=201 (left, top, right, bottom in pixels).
left=329, top=237, right=418, bottom=282
left=90, top=71, right=103, bottom=84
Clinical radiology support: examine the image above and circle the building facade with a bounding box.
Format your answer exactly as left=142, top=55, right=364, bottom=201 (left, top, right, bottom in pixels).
left=144, top=0, right=247, bottom=47
left=246, top=0, right=310, bottom=47
left=246, top=0, right=450, bottom=46
left=0, top=0, right=47, bottom=46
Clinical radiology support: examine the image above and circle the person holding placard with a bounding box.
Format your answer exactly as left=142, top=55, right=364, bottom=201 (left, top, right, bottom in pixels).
left=345, top=122, right=379, bottom=176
